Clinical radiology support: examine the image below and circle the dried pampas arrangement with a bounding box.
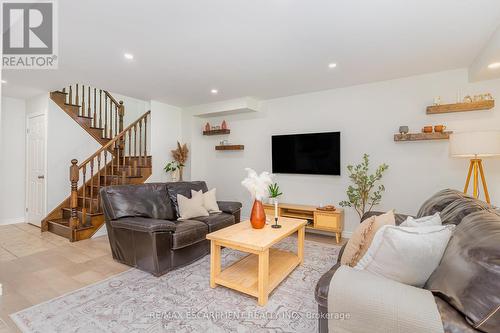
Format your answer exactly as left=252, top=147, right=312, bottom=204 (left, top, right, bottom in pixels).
left=172, top=141, right=189, bottom=165
left=170, top=142, right=189, bottom=181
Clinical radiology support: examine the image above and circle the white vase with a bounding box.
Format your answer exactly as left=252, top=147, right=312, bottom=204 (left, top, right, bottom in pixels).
left=171, top=169, right=180, bottom=182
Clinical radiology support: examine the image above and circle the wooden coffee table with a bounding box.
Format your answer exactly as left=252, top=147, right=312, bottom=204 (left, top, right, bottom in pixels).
left=206, top=217, right=306, bottom=306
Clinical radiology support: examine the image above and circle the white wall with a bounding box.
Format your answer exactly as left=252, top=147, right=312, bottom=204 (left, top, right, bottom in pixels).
left=184, top=69, right=500, bottom=236
left=46, top=99, right=101, bottom=213
left=148, top=100, right=183, bottom=182
left=0, top=97, right=26, bottom=224
left=110, top=92, right=151, bottom=127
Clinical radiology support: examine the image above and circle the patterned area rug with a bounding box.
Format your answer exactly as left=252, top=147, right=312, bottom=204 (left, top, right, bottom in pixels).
left=11, top=238, right=340, bottom=333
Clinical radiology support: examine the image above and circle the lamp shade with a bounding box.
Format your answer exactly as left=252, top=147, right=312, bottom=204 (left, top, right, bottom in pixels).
left=450, top=131, right=500, bottom=158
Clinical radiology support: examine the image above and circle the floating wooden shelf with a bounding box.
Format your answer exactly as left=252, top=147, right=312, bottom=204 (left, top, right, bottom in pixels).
left=394, top=131, right=452, bottom=142
left=426, top=100, right=494, bottom=114
left=203, top=129, right=230, bottom=135
left=215, top=144, right=244, bottom=151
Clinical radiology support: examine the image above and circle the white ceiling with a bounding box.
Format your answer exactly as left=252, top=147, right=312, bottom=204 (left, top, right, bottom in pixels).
left=3, top=0, right=500, bottom=106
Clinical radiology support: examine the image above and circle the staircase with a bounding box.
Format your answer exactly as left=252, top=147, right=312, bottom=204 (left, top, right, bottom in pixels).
left=42, top=84, right=152, bottom=242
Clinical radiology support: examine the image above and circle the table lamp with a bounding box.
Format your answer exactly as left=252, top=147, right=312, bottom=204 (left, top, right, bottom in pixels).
left=450, top=131, right=500, bottom=203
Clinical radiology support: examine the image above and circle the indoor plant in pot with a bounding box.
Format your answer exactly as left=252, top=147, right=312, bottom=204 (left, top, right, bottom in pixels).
left=339, top=153, right=389, bottom=219
left=241, top=168, right=273, bottom=229
left=268, top=182, right=283, bottom=228
left=164, top=161, right=183, bottom=182
left=170, top=141, right=189, bottom=181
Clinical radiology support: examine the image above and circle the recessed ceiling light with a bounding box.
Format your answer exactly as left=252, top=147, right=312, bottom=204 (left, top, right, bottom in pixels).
left=488, top=62, right=500, bottom=69
left=211, top=89, right=218, bottom=95
left=328, top=63, right=337, bottom=69
left=1, top=80, right=6, bottom=84
left=124, top=53, right=134, bottom=60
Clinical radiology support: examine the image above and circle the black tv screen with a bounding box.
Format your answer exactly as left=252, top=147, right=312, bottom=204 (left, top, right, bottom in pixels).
left=272, top=132, right=341, bottom=175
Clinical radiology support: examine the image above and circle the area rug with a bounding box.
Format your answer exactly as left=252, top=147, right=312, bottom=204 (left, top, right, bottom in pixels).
left=11, top=238, right=340, bottom=333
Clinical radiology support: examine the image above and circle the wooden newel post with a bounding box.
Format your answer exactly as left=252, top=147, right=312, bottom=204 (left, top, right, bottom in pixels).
left=69, top=159, right=79, bottom=229
left=118, top=101, right=124, bottom=133
left=118, top=101, right=125, bottom=152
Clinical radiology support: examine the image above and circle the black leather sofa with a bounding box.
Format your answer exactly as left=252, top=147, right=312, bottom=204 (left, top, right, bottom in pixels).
left=315, top=189, right=500, bottom=333
left=100, top=181, right=242, bottom=276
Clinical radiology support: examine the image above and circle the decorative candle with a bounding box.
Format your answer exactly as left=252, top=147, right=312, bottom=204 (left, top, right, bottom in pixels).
left=274, top=200, right=278, bottom=219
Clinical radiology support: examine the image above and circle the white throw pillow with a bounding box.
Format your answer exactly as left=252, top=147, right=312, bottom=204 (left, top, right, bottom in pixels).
left=191, top=189, right=221, bottom=213
left=354, top=224, right=455, bottom=287
left=400, top=213, right=442, bottom=227
left=177, top=191, right=209, bottom=220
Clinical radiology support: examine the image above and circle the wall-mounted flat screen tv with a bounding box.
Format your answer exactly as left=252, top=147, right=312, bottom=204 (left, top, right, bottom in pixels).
left=272, top=132, right=341, bottom=175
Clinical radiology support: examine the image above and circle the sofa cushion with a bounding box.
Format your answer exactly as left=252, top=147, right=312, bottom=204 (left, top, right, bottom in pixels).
left=400, top=212, right=442, bottom=227
left=439, top=197, right=491, bottom=225
left=166, top=181, right=209, bottom=217
left=171, top=219, right=208, bottom=250
left=425, top=210, right=500, bottom=333
left=354, top=224, right=455, bottom=287
left=191, top=212, right=235, bottom=232
left=340, top=210, right=395, bottom=267
left=110, top=217, right=176, bottom=233
left=100, top=183, right=176, bottom=220
left=192, top=189, right=221, bottom=213
left=417, top=189, right=469, bottom=218
left=177, top=191, right=209, bottom=220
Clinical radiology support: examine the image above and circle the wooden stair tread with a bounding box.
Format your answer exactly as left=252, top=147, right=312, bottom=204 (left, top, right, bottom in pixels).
left=64, top=103, right=81, bottom=108
left=47, top=218, right=93, bottom=230
left=77, top=115, right=93, bottom=119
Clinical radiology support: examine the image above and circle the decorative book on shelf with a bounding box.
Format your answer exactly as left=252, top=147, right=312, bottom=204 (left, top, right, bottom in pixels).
left=394, top=131, right=452, bottom=142
left=426, top=100, right=494, bottom=114
left=203, top=129, right=230, bottom=135
left=215, top=145, right=244, bottom=151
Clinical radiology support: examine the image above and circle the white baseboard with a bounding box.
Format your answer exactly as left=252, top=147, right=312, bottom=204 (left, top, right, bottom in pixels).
left=0, top=217, right=25, bottom=226
left=342, top=231, right=353, bottom=239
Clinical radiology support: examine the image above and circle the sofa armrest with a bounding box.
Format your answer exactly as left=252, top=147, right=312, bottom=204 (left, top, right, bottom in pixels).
left=315, top=262, right=342, bottom=309
left=110, top=217, right=176, bottom=233
left=361, top=210, right=414, bottom=225
left=217, top=201, right=242, bottom=214
left=328, top=266, right=444, bottom=333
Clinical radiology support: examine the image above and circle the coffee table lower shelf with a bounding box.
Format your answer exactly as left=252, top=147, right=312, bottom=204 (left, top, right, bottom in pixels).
left=214, top=248, right=300, bottom=301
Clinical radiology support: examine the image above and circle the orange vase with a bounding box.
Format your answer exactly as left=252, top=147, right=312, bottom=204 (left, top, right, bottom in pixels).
left=250, top=200, right=266, bottom=229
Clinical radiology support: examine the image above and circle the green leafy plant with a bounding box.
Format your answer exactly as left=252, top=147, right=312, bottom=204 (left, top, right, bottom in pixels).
left=339, top=154, right=389, bottom=219
left=268, top=183, right=283, bottom=198
left=164, top=161, right=184, bottom=173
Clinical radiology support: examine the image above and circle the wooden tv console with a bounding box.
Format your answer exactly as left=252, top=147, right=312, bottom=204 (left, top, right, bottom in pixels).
left=263, top=203, right=344, bottom=243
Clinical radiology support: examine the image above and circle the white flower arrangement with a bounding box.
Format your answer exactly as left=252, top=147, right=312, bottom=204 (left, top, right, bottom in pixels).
left=241, top=168, right=273, bottom=201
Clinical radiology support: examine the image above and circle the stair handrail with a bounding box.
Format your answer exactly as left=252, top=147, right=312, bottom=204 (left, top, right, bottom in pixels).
left=77, top=110, right=150, bottom=168
left=62, top=84, right=125, bottom=140
left=68, top=110, right=151, bottom=229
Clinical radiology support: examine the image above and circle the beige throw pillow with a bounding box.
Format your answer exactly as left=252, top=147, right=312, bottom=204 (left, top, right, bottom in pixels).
left=340, top=210, right=395, bottom=267
left=177, top=191, right=209, bottom=220
left=191, top=189, right=221, bottom=213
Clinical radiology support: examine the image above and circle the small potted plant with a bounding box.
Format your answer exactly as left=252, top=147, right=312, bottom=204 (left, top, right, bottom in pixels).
left=268, top=183, right=283, bottom=227
left=164, top=161, right=184, bottom=182
left=339, top=154, right=389, bottom=220
left=268, top=183, right=283, bottom=204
